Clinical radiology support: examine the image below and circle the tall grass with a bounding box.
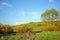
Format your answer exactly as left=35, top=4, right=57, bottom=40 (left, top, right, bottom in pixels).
left=1, top=31, right=60, bottom=40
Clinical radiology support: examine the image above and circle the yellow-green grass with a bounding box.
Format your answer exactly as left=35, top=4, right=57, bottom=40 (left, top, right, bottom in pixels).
left=2, top=31, right=60, bottom=40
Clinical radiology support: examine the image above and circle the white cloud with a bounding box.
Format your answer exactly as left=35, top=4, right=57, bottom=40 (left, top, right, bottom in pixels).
left=19, top=11, right=39, bottom=19
left=1, top=2, right=8, bottom=6
left=14, top=10, right=40, bottom=25
left=15, top=22, right=29, bottom=25
left=49, top=0, right=54, bottom=2
left=1, top=2, right=12, bottom=7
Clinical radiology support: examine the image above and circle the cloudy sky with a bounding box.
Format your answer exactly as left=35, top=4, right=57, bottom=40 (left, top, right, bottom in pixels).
left=0, top=0, right=60, bottom=25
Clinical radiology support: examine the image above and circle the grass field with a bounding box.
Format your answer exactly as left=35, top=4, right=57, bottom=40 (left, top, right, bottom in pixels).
left=0, top=31, right=60, bottom=40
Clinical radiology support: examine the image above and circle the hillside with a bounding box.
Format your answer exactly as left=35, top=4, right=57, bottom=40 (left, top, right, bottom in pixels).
left=14, top=21, right=60, bottom=32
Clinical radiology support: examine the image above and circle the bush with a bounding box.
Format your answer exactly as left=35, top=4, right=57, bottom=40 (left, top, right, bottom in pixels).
left=39, top=26, right=60, bottom=31
left=13, top=26, right=34, bottom=34
left=0, top=24, right=13, bottom=34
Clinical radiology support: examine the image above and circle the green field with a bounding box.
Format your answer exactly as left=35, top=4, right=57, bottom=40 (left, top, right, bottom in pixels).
left=0, top=21, right=60, bottom=40
left=0, top=31, right=60, bottom=40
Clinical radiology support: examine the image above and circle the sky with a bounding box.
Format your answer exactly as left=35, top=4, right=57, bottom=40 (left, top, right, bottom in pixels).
left=0, top=0, right=60, bottom=25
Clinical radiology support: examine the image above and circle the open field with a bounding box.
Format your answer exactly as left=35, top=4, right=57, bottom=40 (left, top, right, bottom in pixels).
left=0, top=31, right=60, bottom=40
left=0, top=21, right=60, bottom=40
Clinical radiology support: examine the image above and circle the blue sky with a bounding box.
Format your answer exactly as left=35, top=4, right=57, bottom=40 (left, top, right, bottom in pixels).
left=0, top=0, right=60, bottom=25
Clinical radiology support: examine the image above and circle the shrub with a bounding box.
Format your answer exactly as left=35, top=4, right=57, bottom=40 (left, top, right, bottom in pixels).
left=39, top=26, right=60, bottom=31
left=0, top=24, right=13, bottom=34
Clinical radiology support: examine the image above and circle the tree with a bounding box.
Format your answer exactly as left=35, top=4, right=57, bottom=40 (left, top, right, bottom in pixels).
left=0, top=24, right=13, bottom=34
left=41, top=8, right=59, bottom=22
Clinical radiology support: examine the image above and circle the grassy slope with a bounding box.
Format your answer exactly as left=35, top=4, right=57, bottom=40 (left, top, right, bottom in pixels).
left=4, top=31, right=60, bottom=40
left=16, top=21, right=60, bottom=31
left=0, top=21, right=60, bottom=40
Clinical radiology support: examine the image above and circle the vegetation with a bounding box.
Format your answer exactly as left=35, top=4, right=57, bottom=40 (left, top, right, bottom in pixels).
left=41, top=8, right=59, bottom=21
left=0, top=8, right=60, bottom=40
left=0, top=31, right=60, bottom=40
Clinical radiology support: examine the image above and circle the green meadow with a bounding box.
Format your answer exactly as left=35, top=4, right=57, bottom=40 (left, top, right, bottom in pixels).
left=0, top=31, right=60, bottom=40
